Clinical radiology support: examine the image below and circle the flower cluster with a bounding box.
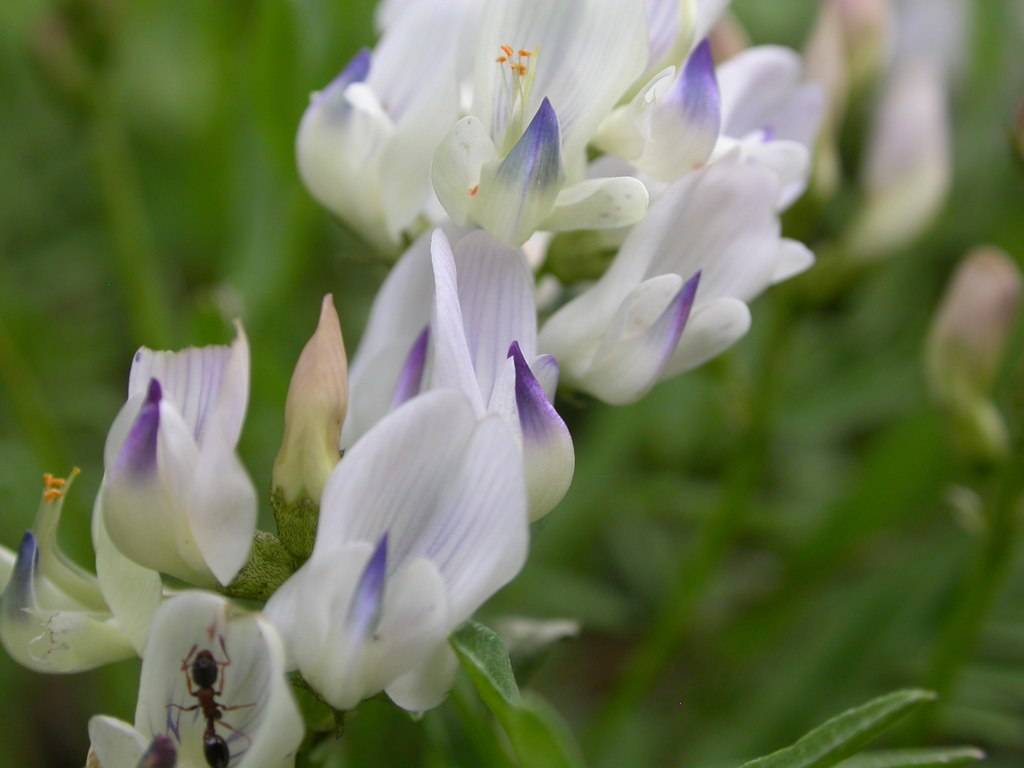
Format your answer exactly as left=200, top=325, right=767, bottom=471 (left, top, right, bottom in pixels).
left=1, top=1, right=837, bottom=765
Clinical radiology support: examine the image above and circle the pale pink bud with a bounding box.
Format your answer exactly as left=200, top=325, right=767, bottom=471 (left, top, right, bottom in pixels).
left=273, top=295, right=348, bottom=504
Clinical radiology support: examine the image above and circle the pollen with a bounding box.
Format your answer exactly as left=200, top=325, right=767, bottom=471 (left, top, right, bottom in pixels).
left=500, top=44, right=514, bottom=57
left=468, top=184, right=480, bottom=198
left=41, top=467, right=80, bottom=502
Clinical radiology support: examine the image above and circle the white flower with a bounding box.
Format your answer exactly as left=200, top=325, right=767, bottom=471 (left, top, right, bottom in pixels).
left=711, top=45, right=826, bottom=209
left=101, top=325, right=257, bottom=587
left=1, top=471, right=161, bottom=673
left=266, top=389, right=529, bottom=712
left=297, top=2, right=464, bottom=252
left=432, top=0, right=651, bottom=245
left=272, top=295, right=348, bottom=506
left=594, top=39, right=722, bottom=181
left=88, top=591, right=303, bottom=768
left=846, top=60, right=951, bottom=259
left=344, top=228, right=574, bottom=519
left=539, top=158, right=813, bottom=404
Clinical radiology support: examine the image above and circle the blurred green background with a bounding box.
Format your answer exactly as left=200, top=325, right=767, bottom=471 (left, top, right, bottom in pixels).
left=1, top=1, right=1023, bottom=766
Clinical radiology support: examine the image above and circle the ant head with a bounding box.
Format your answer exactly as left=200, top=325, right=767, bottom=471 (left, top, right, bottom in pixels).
left=191, top=649, right=219, bottom=689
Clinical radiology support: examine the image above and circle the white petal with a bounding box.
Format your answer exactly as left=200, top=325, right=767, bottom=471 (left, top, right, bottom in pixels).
left=92, top=493, right=162, bottom=655
left=129, top=324, right=250, bottom=449
left=296, top=56, right=397, bottom=250
left=633, top=40, right=721, bottom=180
left=625, top=159, right=782, bottom=302
left=531, top=354, right=560, bottom=402
left=102, top=398, right=212, bottom=585
left=772, top=239, right=815, bottom=284
left=472, top=100, right=565, bottom=246
left=344, top=231, right=435, bottom=448
left=134, top=592, right=303, bottom=768
left=663, top=296, right=751, bottom=376
left=0, top=545, right=14, bottom=592
left=88, top=716, right=147, bottom=768
left=451, top=230, right=538, bottom=402
left=190, top=438, right=258, bottom=586
left=716, top=136, right=810, bottom=210
left=543, top=176, right=649, bottom=232
left=316, top=390, right=528, bottom=627
left=473, top=0, right=649, bottom=161
left=386, top=642, right=459, bottom=712
left=718, top=45, right=802, bottom=138
left=429, top=230, right=487, bottom=411
left=432, top=117, right=498, bottom=226
left=267, top=544, right=449, bottom=711
left=1, top=533, right=135, bottom=673
left=583, top=273, right=699, bottom=404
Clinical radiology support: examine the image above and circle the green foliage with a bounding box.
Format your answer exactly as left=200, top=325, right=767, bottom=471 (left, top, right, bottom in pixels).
left=452, top=622, right=584, bottom=768
left=739, top=690, right=936, bottom=768
left=837, top=748, right=986, bottom=768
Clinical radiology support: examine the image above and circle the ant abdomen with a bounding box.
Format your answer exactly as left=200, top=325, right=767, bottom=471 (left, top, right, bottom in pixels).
left=203, top=733, right=230, bottom=768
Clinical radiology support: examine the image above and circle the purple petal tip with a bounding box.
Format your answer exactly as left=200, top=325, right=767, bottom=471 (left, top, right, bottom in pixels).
left=115, top=378, right=162, bottom=477
left=138, top=735, right=177, bottom=768
left=497, top=99, right=562, bottom=190
left=7, top=532, right=38, bottom=611
left=508, top=342, right=567, bottom=442
left=674, top=39, right=720, bottom=127
left=349, top=532, right=389, bottom=637
left=391, top=327, right=430, bottom=409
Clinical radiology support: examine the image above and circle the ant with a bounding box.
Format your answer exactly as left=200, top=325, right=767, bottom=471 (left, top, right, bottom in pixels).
left=168, top=637, right=254, bottom=768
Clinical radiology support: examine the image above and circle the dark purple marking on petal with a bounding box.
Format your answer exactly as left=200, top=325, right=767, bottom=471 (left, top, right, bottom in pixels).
left=314, top=48, right=373, bottom=121
left=115, top=378, right=162, bottom=477
left=348, top=532, right=388, bottom=638
left=508, top=341, right=568, bottom=442
left=495, top=97, right=563, bottom=192
left=670, top=39, right=720, bottom=134
left=5, top=532, right=38, bottom=613
left=658, top=270, right=701, bottom=362
left=321, top=49, right=372, bottom=100
left=391, top=327, right=430, bottom=409
left=138, top=735, right=177, bottom=768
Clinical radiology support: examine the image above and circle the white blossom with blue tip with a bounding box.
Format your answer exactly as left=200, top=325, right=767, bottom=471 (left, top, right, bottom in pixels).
left=266, top=389, right=529, bottom=712
left=101, top=324, right=257, bottom=587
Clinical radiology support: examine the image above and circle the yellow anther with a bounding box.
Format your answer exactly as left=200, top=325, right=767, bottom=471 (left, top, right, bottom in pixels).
left=496, top=55, right=508, bottom=63
left=518, top=49, right=531, bottom=57
left=43, top=489, right=63, bottom=503
left=500, top=44, right=514, bottom=57
left=468, top=184, right=480, bottom=198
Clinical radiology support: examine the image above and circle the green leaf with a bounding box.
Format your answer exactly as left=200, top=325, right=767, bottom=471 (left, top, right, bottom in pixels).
left=452, top=621, right=584, bottom=768
left=837, top=748, right=986, bottom=768
left=739, top=690, right=938, bottom=768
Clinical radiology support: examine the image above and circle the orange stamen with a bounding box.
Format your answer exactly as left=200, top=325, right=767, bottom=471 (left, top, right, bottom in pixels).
left=500, top=44, right=514, bottom=57
left=496, top=56, right=507, bottom=63
left=43, top=489, right=62, bottom=503
left=468, top=185, right=480, bottom=198
left=518, top=49, right=531, bottom=57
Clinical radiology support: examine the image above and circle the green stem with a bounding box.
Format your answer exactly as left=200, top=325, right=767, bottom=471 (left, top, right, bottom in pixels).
left=585, top=298, right=792, bottom=755
left=916, top=292, right=1024, bottom=733
left=90, top=87, right=175, bottom=348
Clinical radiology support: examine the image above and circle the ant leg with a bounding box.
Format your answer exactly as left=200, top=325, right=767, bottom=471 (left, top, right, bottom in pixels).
left=215, top=635, right=232, bottom=696
left=215, top=719, right=252, bottom=750
left=221, top=702, right=257, bottom=712
left=179, top=644, right=199, bottom=696
left=165, top=703, right=199, bottom=714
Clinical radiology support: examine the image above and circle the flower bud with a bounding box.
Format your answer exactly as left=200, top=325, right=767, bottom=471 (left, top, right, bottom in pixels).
left=847, top=61, right=951, bottom=259
left=927, top=247, right=1022, bottom=459
left=272, top=295, right=348, bottom=559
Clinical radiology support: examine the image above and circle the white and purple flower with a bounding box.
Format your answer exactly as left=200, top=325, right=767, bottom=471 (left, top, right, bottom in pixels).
left=266, top=389, right=529, bottom=711
left=101, top=325, right=257, bottom=587
left=344, top=228, right=573, bottom=519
